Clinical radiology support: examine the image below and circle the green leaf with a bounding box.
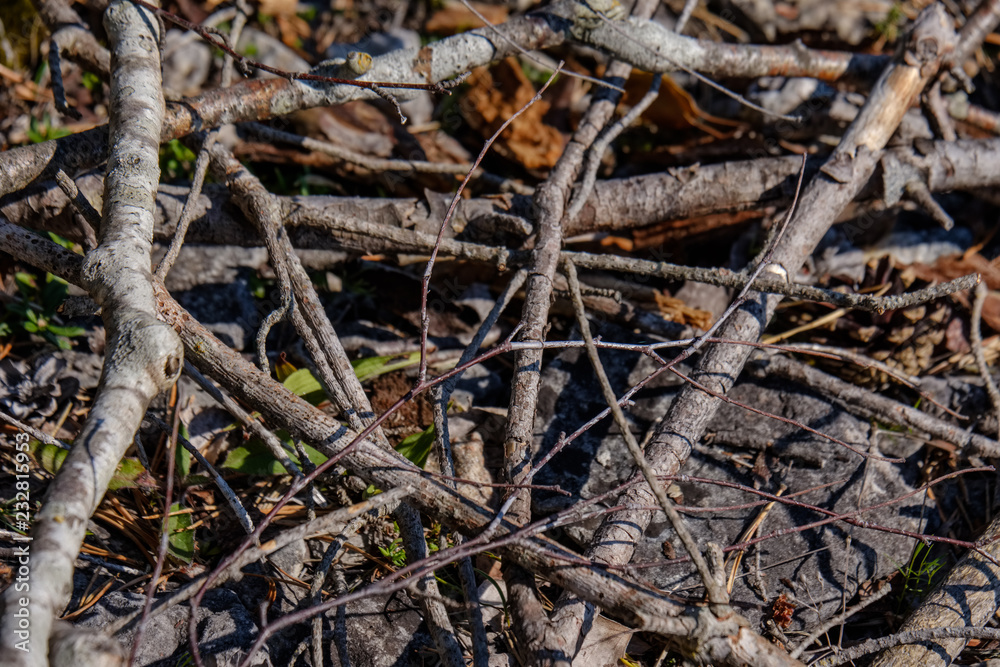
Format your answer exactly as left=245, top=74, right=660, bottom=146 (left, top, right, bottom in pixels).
left=220, top=438, right=327, bottom=476
left=46, top=324, right=85, bottom=337
left=32, top=441, right=68, bottom=476
left=352, top=351, right=421, bottom=383
left=221, top=441, right=284, bottom=476
left=108, top=458, right=158, bottom=490
left=33, top=442, right=155, bottom=490
left=15, top=272, right=37, bottom=291
left=167, top=502, right=195, bottom=563
left=175, top=441, right=192, bottom=479
left=395, top=425, right=435, bottom=468
left=282, top=368, right=327, bottom=405
left=81, top=71, right=101, bottom=91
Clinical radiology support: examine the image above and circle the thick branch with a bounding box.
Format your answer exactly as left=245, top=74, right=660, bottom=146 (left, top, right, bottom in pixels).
left=0, top=2, right=183, bottom=665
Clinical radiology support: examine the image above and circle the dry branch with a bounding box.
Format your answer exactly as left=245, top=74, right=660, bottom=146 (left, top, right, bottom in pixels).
left=0, top=217, right=803, bottom=667
left=548, top=1, right=959, bottom=655
left=0, top=1, right=184, bottom=664
left=0, top=0, right=895, bottom=198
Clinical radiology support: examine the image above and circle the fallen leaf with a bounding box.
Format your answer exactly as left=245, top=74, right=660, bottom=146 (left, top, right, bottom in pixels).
left=627, top=72, right=744, bottom=138
left=654, top=290, right=714, bottom=330
left=907, top=250, right=1000, bottom=331
left=462, top=58, right=565, bottom=170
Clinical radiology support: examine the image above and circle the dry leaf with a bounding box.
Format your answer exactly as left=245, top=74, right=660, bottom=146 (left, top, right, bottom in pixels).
left=627, top=72, right=744, bottom=138
left=654, top=290, right=714, bottom=330
left=907, top=250, right=1000, bottom=331
left=462, top=58, right=565, bottom=170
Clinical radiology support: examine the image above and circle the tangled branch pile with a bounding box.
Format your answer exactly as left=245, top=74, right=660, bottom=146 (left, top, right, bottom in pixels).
left=3, top=0, right=1000, bottom=666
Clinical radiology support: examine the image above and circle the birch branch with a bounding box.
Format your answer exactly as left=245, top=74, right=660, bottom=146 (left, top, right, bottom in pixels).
left=0, top=2, right=183, bottom=665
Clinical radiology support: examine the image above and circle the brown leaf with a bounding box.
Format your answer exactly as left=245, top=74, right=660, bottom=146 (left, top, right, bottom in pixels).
left=627, top=72, right=744, bottom=138
left=654, top=290, right=714, bottom=330
left=908, top=251, right=1000, bottom=331
left=462, top=59, right=565, bottom=170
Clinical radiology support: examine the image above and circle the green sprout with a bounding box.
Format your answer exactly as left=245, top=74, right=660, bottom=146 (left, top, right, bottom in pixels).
left=2, top=270, right=85, bottom=350
left=379, top=535, right=407, bottom=568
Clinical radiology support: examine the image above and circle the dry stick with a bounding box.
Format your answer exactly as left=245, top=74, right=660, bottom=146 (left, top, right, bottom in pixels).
left=219, top=191, right=979, bottom=312
left=0, top=3, right=563, bottom=197
left=245, top=121, right=530, bottom=193
left=0, top=409, right=70, bottom=450
left=780, top=342, right=965, bottom=420
left=245, top=121, right=476, bottom=176
left=499, top=2, right=662, bottom=661
left=0, top=2, right=185, bottom=664
left=868, top=487, right=1000, bottom=659
left=53, top=169, right=101, bottom=232
left=18, top=137, right=1000, bottom=254
left=255, top=280, right=292, bottom=376
left=106, top=487, right=410, bottom=638
left=562, top=0, right=885, bottom=83
left=0, top=0, right=889, bottom=199
left=127, top=398, right=182, bottom=667
left=128, top=0, right=451, bottom=95
left=819, top=627, right=1000, bottom=667
left=47, top=30, right=80, bottom=120
left=393, top=505, right=466, bottom=667
left=551, top=0, right=958, bottom=655
left=789, top=582, right=893, bottom=660
left=433, top=269, right=528, bottom=667
left=197, top=143, right=471, bottom=663
left=146, top=414, right=255, bottom=534
left=203, top=141, right=387, bottom=447
left=577, top=0, right=800, bottom=122
left=674, top=0, right=699, bottom=33
left=144, top=138, right=1000, bottom=245
left=33, top=0, right=111, bottom=78
left=746, top=352, right=1000, bottom=458
left=307, top=508, right=383, bottom=667
left=220, top=0, right=250, bottom=89
left=457, top=0, right=623, bottom=93
left=566, top=73, right=663, bottom=221
left=547, top=153, right=806, bottom=649
left=619, top=466, right=997, bottom=574
left=418, top=63, right=563, bottom=383
left=156, top=0, right=238, bottom=279
left=943, top=0, right=1000, bottom=75
left=155, top=132, right=217, bottom=280
left=203, top=142, right=470, bottom=665
left=564, top=258, right=728, bottom=605
left=0, top=219, right=802, bottom=667
left=972, top=281, right=1000, bottom=441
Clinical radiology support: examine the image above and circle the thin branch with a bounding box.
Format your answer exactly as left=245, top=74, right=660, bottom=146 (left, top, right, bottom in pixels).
left=815, top=627, right=1000, bottom=667
left=564, top=257, right=728, bottom=604
left=972, top=281, right=1000, bottom=441
left=418, top=63, right=563, bottom=383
